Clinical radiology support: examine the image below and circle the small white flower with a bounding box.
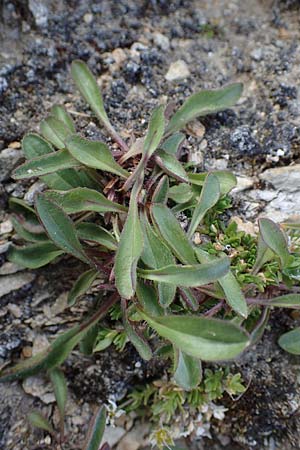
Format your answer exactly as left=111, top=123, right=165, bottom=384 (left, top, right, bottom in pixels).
left=195, top=422, right=212, bottom=439
left=211, top=403, right=228, bottom=420
left=105, top=398, right=125, bottom=427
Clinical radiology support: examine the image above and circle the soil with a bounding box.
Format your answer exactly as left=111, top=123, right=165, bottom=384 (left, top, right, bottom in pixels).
left=1, top=0, right=300, bottom=449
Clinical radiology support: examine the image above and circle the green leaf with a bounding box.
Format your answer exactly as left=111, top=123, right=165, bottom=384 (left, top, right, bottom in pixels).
left=136, top=281, right=164, bottom=316
left=51, top=105, right=76, bottom=133
left=155, top=149, right=189, bottom=183
left=278, top=328, right=300, bottom=355
left=21, top=133, right=92, bottom=190
left=259, top=218, right=290, bottom=267
left=80, top=324, right=99, bottom=355
left=65, top=135, right=129, bottom=178
left=22, top=132, right=54, bottom=158
left=152, top=175, right=169, bottom=204
left=265, top=294, right=300, bottom=309
left=140, top=311, right=249, bottom=361
left=0, top=304, right=109, bottom=382
left=68, top=269, right=98, bottom=306
left=251, top=235, right=274, bottom=275
left=166, top=83, right=243, bottom=135
left=219, top=272, right=248, bottom=318
left=169, top=183, right=193, bottom=204
left=49, top=368, right=67, bottom=423
left=188, top=171, right=237, bottom=196
left=28, top=411, right=55, bottom=435
left=139, top=258, right=230, bottom=287
left=36, top=195, right=89, bottom=263
left=123, top=307, right=153, bottom=361
left=173, top=349, right=202, bottom=390
left=188, top=173, right=220, bottom=237
left=40, top=116, right=72, bottom=149
left=71, top=60, right=111, bottom=129
left=143, top=105, right=165, bottom=158
left=194, top=247, right=248, bottom=318
left=151, top=204, right=197, bottom=264
left=115, top=184, right=144, bottom=298
left=161, top=132, right=185, bottom=155
left=13, top=149, right=81, bottom=180
left=45, top=187, right=127, bottom=214
left=76, top=223, right=117, bottom=251
left=83, top=406, right=106, bottom=450
left=179, top=287, right=199, bottom=311
left=8, top=242, right=64, bottom=268
left=140, top=212, right=176, bottom=307
left=11, top=216, right=48, bottom=242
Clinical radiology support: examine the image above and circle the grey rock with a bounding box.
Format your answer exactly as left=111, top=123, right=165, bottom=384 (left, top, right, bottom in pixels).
left=23, top=376, right=55, bottom=404
left=102, top=426, right=126, bottom=447
left=232, top=176, right=255, bottom=194
left=0, top=148, right=23, bottom=182
left=0, top=77, right=8, bottom=94
left=230, top=126, right=262, bottom=156
left=165, top=60, right=190, bottom=81
left=260, top=164, right=300, bottom=193
left=153, top=32, right=170, bottom=51
left=0, top=331, right=22, bottom=359
left=0, top=273, right=35, bottom=298
left=28, top=0, right=49, bottom=27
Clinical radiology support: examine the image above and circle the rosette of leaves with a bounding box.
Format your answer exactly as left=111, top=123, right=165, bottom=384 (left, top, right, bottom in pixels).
left=2, top=60, right=300, bottom=404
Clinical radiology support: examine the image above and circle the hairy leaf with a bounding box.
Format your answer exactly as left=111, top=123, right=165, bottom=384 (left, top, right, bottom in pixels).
left=136, top=281, right=163, bottom=316
left=141, top=212, right=176, bottom=307
left=188, top=173, right=220, bottom=237
left=28, top=411, right=55, bottom=435
left=173, top=349, right=202, bottom=390
left=8, top=242, right=63, bottom=268
left=83, top=406, right=106, bottom=450
left=123, top=308, right=153, bottom=361
left=65, top=135, right=129, bottom=178
left=68, top=269, right=98, bottom=306
left=188, top=171, right=237, bottom=196
left=166, top=83, right=243, bottom=134
left=45, top=187, right=127, bottom=214
left=278, top=328, right=300, bottom=355
left=151, top=204, right=197, bottom=264
left=40, top=116, right=72, bottom=149
left=152, top=175, right=169, bottom=204
left=155, top=149, right=189, bottom=183
left=161, top=132, right=185, bottom=155
left=140, top=311, right=249, bottom=361
left=36, top=195, right=89, bottom=263
left=259, top=218, right=290, bottom=267
left=115, top=184, right=144, bottom=298
left=13, top=149, right=81, bottom=180
left=49, top=368, right=67, bottom=424
left=139, top=258, right=230, bottom=287
left=11, top=216, right=48, bottom=242
left=71, top=60, right=111, bottom=130
left=169, top=183, right=193, bottom=204
left=76, top=223, right=117, bottom=251
left=51, top=105, right=76, bottom=133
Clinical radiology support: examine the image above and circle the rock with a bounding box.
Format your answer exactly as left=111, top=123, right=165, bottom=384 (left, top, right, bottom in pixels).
left=0, top=148, right=23, bottom=182
left=0, top=77, right=8, bottom=95
left=0, top=219, right=13, bottom=235
left=7, top=303, right=22, bottom=318
left=232, top=176, right=255, bottom=194
left=230, top=216, right=258, bottom=236
left=165, top=60, right=190, bottom=82
left=153, top=32, right=170, bottom=51
left=22, top=376, right=55, bottom=404
left=259, top=164, right=300, bottom=193
left=0, top=273, right=35, bottom=298
left=8, top=142, right=21, bottom=149
left=116, top=424, right=148, bottom=450
left=0, top=331, right=22, bottom=359
left=250, top=48, right=263, bottom=61
left=24, top=181, right=46, bottom=205
left=83, top=13, right=93, bottom=24
left=28, top=0, right=49, bottom=27
left=102, top=426, right=126, bottom=447
left=230, top=126, right=262, bottom=156
left=0, top=242, right=10, bottom=254
left=0, top=262, right=22, bottom=275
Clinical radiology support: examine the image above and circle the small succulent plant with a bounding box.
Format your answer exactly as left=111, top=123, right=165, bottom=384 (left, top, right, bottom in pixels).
left=2, top=60, right=300, bottom=445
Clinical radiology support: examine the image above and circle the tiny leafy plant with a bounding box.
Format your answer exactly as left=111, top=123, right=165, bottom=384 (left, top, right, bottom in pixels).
left=2, top=61, right=300, bottom=445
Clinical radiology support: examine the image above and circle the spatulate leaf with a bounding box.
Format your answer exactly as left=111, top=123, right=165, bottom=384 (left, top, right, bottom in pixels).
left=173, top=349, right=202, bottom=390
left=8, top=242, right=64, bottom=268
left=45, top=187, right=127, bottom=214
left=36, top=195, right=90, bottom=263
left=65, top=135, right=129, bottom=178
left=140, top=311, right=249, bottom=361
left=166, top=83, right=243, bottom=135
left=259, top=218, right=290, bottom=267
